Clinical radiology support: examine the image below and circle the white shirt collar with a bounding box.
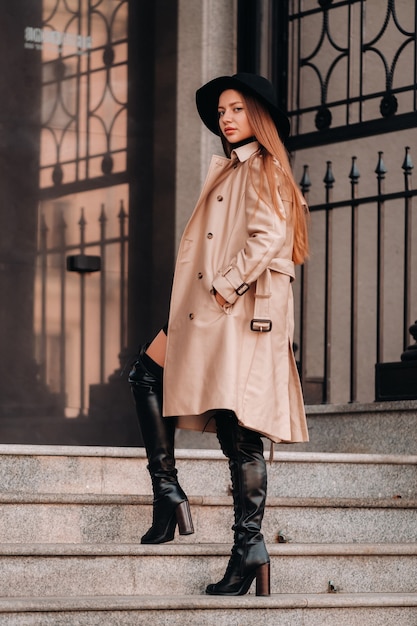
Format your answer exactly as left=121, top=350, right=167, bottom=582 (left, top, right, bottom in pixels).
left=231, top=140, right=260, bottom=163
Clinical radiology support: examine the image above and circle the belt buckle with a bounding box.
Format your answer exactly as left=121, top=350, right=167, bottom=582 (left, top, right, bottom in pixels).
left=250, top=318, right=272, bottom=332
left=236, top=282, right=249, bottom=296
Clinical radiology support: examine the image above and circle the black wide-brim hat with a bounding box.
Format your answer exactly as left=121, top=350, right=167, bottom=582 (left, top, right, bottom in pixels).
left=196, top=72, right=290, bottom=141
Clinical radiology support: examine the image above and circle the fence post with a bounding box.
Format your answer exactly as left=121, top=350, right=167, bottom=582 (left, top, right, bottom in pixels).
left=402, top=146, right=413, bottom=352
left=349, top=156, right=360, bottom=402
left=99, top=204, right=107, bottom=384
left=299, top=165, right=311, bottom=389
left=39, top=214, right=48, bottom=386
left=375, top=151, right=387, bottom=364
left=323, top=161, right=335, bottom=403
left=59, top=211, right=67, bottom=401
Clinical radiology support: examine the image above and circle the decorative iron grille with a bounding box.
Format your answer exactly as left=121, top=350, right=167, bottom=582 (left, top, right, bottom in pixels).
left=37, top=0, right=128, bottom=196
left=287, top=0, right=417, bottom=150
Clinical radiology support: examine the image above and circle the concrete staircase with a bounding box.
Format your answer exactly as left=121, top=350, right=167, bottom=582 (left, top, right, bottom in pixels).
left=0, top=401, right=416, bottom=624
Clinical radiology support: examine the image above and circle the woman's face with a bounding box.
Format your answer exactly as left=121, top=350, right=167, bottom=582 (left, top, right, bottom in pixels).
left=218, top=89, right=254, bottom=143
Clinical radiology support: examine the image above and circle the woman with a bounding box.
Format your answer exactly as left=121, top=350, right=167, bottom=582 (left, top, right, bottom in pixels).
left=129, top=73, right=309, bottom=596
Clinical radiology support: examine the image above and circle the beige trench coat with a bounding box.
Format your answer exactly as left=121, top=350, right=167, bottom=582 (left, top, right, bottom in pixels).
left=163, top=141, right=308, bottom=444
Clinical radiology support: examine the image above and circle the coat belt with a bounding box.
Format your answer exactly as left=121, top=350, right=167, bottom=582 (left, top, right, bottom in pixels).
left=251, top=259, right=295, bottom=333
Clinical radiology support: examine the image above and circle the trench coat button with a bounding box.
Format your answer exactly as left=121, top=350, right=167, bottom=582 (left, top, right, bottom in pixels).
left=217, top=195, right=223, bottom=201
left=189, top=313, right=194, bottom=320
left=197, top=272, right=203, bottom=279
left=207, top=232, right=213, bottom=239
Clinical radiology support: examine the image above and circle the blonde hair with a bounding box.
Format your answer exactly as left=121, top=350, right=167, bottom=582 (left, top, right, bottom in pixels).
left=222, top=93, right=309, bottom=265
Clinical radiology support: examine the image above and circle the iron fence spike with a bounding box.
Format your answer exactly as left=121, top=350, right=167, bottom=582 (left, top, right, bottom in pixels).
left=118, top=199, right=127, bottom=219
left=375, top=151, right=387, bottom=177
left=349, top=156, right=360, bottom=181
left=300, top=165, right=311, bottom=193
left=402, top=146, right=413, bottom=173
left=323, top=160, right=335, bottom=187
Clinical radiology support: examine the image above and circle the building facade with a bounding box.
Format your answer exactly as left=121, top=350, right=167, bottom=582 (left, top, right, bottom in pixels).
left=0, top=0, right=416, bottom=445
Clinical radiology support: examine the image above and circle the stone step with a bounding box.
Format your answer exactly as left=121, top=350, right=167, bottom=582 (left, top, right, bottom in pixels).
left=0, top=543, right=416, bottom=597
left=0, top=593, right=416, bottom=626
left=0, top=494, right=415, bottom=545
left=293, top=400, right=417, bottom=455
left=1, top=445, right=416, bottom=499
left=176, top=400, right=417, bottom=455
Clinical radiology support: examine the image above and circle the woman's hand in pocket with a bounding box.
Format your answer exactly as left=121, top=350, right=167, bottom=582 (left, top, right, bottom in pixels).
left=215, top=291, right=228, bottom=307
left=211, top=287, right=228, bottom=307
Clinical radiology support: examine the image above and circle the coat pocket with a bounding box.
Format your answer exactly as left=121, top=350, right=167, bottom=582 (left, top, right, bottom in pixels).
left=211, top=291, right=233, bottom=315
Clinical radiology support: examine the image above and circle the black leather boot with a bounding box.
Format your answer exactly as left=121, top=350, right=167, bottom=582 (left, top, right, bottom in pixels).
left=206, top=413, right=270, bottom=596
left=129, top=347, right=194, bottom=544
left=213, top=412, right=242, bottom=537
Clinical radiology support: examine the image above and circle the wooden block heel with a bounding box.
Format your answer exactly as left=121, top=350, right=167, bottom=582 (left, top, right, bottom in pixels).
left=176, top=500, right=194, bottom=535
left=255, top=561, right=270, bottom=596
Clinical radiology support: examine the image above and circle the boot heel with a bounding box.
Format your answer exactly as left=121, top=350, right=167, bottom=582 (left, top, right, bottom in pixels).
left=255, top=562, right=270, bottom=596
left=175, top=500, right=194, bottom=535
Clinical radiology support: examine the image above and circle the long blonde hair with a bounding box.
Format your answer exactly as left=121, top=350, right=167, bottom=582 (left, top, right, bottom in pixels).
left=221, top=93, right=309, bottom=265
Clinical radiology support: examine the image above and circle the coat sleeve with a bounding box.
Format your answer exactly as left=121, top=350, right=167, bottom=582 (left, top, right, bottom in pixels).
left=212, top=156, right=287, bottom=304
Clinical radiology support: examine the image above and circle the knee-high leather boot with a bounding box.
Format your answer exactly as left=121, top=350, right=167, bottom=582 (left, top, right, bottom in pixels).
left=129, top=347, right=194, bottom=544
left=213, top=412, right=242, bottom=538
left=206, top=413, right=270, bottom=596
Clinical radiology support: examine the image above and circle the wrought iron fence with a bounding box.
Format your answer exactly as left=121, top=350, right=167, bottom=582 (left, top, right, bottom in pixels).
left=297, top=145, right=416, bottom=404
left=36, top=200, right=128, bottom=417
left=35, top=159, right=415, bottom=413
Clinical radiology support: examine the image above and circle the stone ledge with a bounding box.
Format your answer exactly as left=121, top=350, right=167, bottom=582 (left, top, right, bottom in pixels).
left=0, top=444, right=416, bottom=465
left=0, top=493, right=415, bottom=509
left=0, top=592, right=416, bottom=612
left=306, top=400, right=417, bottom=415
left=0, top=542, right=416, bottom=557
